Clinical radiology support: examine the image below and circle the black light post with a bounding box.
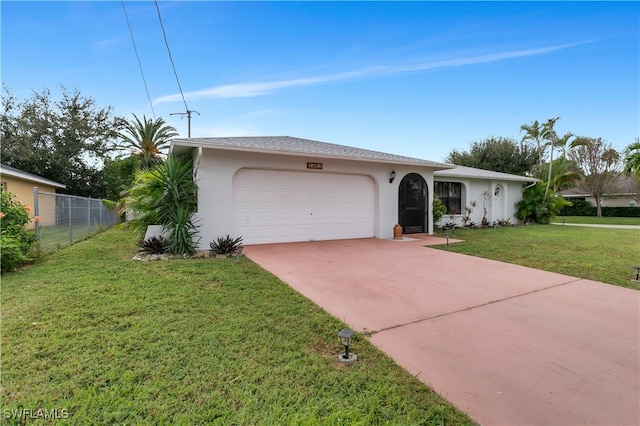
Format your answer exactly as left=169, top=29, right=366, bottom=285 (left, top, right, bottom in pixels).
left=338, top=328, right=357, bottom=364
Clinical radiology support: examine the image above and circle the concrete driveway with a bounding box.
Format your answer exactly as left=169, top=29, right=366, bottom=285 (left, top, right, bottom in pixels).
left=244, top=235, right=640, bottom=425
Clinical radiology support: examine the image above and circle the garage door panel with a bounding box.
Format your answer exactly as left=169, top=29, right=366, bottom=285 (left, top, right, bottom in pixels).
left=233, top=169, right=374, bottom=244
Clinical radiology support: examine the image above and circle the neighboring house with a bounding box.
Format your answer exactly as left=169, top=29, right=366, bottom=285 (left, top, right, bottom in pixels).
left=561, top=176, right=640, bottom=208
left=0, top=164, right=66, bottom=228
left=169, top=136, right=535, bottom=247
left=434, top=166, right=538, bottom=227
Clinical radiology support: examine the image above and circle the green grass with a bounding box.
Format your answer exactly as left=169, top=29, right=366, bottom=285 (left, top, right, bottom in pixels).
left=1, top=226, right=474, bottom=425
left=36, top=224, right=107, bottom=254
left=553, top=216, right=640, bottom=226
left=435, top=225, right=640, bottom=289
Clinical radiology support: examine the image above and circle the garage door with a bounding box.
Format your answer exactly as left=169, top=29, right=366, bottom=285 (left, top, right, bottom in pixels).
left=233, top=169, right=374, bottom=244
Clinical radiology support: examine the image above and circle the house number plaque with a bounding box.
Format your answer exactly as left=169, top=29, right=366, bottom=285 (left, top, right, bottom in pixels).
left=307, top=162, right=323, bottom=170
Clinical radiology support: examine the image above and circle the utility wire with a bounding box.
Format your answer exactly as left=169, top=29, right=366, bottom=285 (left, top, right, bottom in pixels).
left=121, top=0, right=156, bottom=119
left=154, top=0, right=189, bottom=112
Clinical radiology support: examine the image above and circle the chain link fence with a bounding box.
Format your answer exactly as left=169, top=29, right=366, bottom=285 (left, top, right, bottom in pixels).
left=33, top=188, right=120, bottom=254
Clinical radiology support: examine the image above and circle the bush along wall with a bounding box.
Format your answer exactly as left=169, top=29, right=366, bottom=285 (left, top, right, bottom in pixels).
left=0, top=191, right=37, bottom=273
left=559, top=200, right=640, bottom=217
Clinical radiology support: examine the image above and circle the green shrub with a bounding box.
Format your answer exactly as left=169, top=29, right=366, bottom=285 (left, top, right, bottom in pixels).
left=0, top=191, right=36, bottom=273
left=559, top=201, right=640, bottom=217
left=516, top=182, right=571, bottom=224
left=432, top=196, right=447, bottom=226
left=210, top=235, right=244, bottom=256
left=136, top=236, right=171, bottom=255
left=558, top=200, right=593, bottom=216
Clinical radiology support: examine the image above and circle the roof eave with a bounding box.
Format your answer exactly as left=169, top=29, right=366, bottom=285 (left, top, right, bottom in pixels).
left=0, top=169, right=66, bottom=189
left=170, top=140, right=454, bottom=169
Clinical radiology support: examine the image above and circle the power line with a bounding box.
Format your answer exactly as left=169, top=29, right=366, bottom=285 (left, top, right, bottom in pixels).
left=154, top=0, right=189, bottom=113
left=121, top=0, right=156, bottom=119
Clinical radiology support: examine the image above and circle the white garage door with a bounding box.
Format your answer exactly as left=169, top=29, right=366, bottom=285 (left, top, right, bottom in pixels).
left=233, top=169, right=375, bottom=244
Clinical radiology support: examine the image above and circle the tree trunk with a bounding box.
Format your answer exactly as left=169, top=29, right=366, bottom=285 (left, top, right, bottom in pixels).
left=595, top=195, right=603, bottom=218
left=544, top=147, right=554, bottom=203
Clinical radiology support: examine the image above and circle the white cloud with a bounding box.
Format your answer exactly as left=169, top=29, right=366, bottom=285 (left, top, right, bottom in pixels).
left=154, top=41, right=591, bottom=104
left=93, top=37, right=120, bottom=51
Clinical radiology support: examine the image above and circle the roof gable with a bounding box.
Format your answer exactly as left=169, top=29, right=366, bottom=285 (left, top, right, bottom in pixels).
left=170, top=136, right=454, bottom=169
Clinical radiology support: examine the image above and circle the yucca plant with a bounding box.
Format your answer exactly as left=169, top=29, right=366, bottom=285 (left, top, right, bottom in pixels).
left=169, top=205, right=199, bottom=256
left=123, top=155, right=199, bottom=255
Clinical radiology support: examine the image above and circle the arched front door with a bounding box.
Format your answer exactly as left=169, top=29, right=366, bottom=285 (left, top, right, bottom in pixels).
left=398, top=173, right=428, bottom=234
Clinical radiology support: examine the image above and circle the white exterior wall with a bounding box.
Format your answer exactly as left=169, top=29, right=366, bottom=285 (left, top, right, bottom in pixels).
left=435, top=177, right=526, bottom=227
left=193, top=148, right=435, bottom=248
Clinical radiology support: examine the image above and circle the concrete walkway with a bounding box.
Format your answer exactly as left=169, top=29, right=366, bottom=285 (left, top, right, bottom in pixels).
left=244, top=236, right=640, bottom=425
left=551, top=222, right=640, bottom=230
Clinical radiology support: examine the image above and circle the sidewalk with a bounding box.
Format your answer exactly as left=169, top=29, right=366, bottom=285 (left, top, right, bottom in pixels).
left=551, top=222, right=640, bottom=229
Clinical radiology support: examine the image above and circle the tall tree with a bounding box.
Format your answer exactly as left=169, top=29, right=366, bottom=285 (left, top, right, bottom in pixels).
left=622, top=139, right=640, bottom=203
left=540, top=116, right=562, bottom=202
left=117, top=114, right=177, bottom=169
left=520, top=120, right=545, bottom=168
left=445, top=136, right=538, bottom=175
left=100, top=156, right=142, bottom=202
left=622, top=138, right=640, bottom=179
left=1, top=85, right=121, bottom=198
left=568, top=137, right=621, bottom=218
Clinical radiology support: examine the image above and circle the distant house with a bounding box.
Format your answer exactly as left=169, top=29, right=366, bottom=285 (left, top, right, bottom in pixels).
left=561, top=176, right=640, bottom=208
left=434, top=166, right=538, bottom=227
left=169, top=136, right=537, bottom=247
left=0, top=164, right=66, bottom=228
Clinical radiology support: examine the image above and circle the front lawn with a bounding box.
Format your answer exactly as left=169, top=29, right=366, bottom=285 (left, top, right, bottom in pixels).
left=434, top=225, right=639, bottom=289
left=1, top=226, right=473, bottom=425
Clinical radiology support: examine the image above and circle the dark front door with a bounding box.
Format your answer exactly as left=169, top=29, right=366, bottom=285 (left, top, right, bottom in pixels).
left=398, top=173, right=427, bottom=234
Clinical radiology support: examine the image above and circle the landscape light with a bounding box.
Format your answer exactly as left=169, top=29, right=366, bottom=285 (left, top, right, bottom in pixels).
left=337, top=328, right=358, bottom=364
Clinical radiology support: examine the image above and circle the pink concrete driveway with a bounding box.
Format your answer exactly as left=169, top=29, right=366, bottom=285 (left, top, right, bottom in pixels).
left=244, top=236, right=640, bottom=426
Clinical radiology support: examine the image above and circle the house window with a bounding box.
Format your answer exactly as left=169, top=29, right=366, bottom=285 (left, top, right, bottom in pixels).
left=435, top=182, right=462, bottom=214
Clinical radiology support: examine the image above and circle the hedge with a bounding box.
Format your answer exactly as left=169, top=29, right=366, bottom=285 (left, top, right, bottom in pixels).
left=559, top=200, right=640, bottom=217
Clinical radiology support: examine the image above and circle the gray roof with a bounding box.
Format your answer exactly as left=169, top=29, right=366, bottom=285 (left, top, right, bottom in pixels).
left=0, top=164, right=66, bottom=188
left=561, top=176, right=639, bottom=197
left=435, top=165, right=538, bottom=182
left=170, top=136, right=454, bottom=169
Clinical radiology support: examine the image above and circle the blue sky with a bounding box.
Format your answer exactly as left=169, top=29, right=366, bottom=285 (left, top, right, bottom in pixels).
left=2, top=1, right=638, bottom=163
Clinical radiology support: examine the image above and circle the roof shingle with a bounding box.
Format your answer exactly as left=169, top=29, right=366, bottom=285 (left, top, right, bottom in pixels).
left=171, top=136, right=453, bottom=169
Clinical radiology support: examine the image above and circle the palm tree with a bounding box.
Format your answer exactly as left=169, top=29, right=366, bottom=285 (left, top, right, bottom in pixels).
left=623, top=139, right=640, bottom=178
left=118, top=114, right=178, bottom=169
left=541, top=117, right=560, bottom=202
left=520, top=120, right=545, bottom=167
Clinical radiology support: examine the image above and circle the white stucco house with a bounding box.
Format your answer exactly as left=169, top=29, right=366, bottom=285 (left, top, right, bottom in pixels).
left=169, top=136, right=536, bottom=247
left=433, top=165, right=538, bottom=228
